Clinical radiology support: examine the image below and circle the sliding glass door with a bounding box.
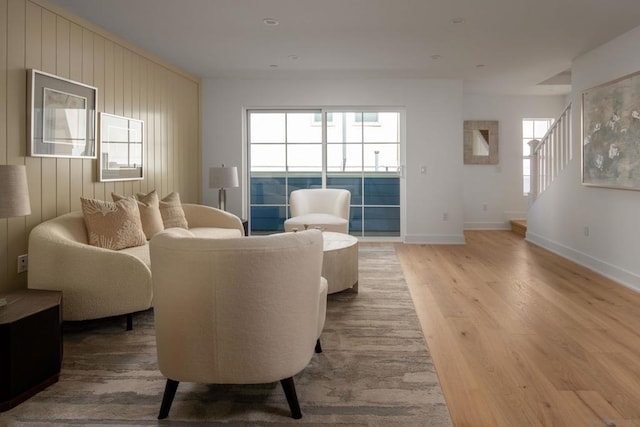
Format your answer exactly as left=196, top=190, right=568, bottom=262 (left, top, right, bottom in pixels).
left=248, top=109, right=401, bottom=237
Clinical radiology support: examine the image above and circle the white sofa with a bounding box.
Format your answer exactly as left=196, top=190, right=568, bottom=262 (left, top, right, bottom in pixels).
left=27, top=204, right=244, bottom=326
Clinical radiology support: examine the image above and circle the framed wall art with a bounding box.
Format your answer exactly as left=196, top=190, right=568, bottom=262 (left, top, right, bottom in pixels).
left=27, top=69, right=97, bottom=158
left=99, top=113, right=144, bottom=182
left=582, top=70, right=640, bottom=190
left=463, top=120, right=499, bottom=165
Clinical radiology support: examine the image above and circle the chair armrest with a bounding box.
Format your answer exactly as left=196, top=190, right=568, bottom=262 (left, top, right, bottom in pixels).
left=182, top=204, right=244, bottom=235
left=28, top=225, right=152, bottom=320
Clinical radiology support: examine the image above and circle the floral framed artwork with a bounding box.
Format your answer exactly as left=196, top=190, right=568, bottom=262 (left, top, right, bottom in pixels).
left=27, top=69, right=97, bottom=158
left=582, top=70, right=640, bottom=190
left=99, top=113, right=144, bottom=182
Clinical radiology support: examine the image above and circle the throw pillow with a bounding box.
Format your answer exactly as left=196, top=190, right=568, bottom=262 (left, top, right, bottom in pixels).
left=113, top=190, right=164, bottom=240
left=157, top=192, right=188, bottom=229
left=81, top=197, right=147, bottom=250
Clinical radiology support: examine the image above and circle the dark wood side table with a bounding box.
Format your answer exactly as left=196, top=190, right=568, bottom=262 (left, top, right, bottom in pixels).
left=0, top=289, right=62, bottom=412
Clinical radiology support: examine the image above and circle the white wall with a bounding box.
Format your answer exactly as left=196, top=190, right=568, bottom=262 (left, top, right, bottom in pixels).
left=463, top=95, right=565, bottom=229
left=528, top=24, right=640, bottom=291
left=201, top=78, right=465, bottom=243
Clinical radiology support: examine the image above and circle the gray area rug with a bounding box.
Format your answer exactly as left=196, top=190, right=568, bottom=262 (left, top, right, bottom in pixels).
left=1, top=245, right=452, bottom=426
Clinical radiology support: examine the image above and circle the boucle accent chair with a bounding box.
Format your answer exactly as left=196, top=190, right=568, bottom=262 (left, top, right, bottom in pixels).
left=284, top=188, right=351, bottom=234
left=27, top=204, right=244, bottom=328
left=149, top=228, right=327, bottom=420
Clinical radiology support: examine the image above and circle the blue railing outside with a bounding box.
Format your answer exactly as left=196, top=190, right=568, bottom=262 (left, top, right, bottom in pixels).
left=250, top=174, right=400, bottom=236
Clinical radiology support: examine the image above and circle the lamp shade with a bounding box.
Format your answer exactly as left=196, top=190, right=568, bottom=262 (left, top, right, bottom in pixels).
left=209, top=166, right=239, bottom=189
left=0, top=165, right=31, bottom=218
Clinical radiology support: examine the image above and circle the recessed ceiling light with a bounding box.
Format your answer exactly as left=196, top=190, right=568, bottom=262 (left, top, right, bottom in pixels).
left=476, top=64, right=485, bottom=68
left=263, top=18, right=279, bottom=26
left=288, top=54, right=299, bottom=60
left=451, top=17, right=465, bottom=24
left=269, top=64, right=279, bottom=68
left=430, top=54, right=442, bottom=60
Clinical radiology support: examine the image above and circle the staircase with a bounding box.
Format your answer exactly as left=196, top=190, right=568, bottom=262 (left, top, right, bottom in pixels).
left=510, top=220, right=527, bottom=237
left=528, top=103, right=572, bottom=200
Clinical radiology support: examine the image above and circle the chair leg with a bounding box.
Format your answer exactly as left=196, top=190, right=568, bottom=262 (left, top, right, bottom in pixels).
left=280, top=377, right=302, bottom=419
left=158, top=379, right=179, bottom=420
left=126, top=313, right=133, bottom=331
left=315, top=339, right=323, bottom=354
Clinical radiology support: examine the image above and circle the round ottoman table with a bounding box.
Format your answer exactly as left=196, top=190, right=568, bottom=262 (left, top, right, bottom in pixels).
left=322, top=231, right=358, bottom=294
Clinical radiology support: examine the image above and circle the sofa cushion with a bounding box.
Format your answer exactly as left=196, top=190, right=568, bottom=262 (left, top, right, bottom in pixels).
left=80, top=197, right=147, bottom=250
left=120, top=243, right=151, bottom=268
left=157, top=192, right=188, bottom=229
left=113, top=190, right=164, bottom=240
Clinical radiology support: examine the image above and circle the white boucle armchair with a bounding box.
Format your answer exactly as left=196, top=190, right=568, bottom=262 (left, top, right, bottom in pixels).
left=284, top=188, right=351, bottom=234
left=27, top=204, right=244, bottom=328
left=149, top=227, right=327, bottom=420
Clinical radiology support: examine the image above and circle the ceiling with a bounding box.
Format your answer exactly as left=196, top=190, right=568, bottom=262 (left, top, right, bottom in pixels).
left=47, top=0, right=640, bottom=95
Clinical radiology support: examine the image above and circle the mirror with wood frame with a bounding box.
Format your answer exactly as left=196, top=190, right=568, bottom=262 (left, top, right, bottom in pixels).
left=463, top=120, right=499, bottom=165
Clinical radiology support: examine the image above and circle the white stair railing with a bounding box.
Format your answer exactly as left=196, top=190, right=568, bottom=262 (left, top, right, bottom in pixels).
left=528, top=103, right=572, bottom=201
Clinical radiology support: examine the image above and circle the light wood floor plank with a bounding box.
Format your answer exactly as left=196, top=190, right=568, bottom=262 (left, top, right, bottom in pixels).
left=396, top=230, right=640, bottom=426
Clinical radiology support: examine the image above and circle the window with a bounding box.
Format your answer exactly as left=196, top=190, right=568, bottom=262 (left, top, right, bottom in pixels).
left=522, top=118, right=553, bottom=195
left=354, top=112, right=379, bottom=124
left=248, top=110, right=401, bottom=237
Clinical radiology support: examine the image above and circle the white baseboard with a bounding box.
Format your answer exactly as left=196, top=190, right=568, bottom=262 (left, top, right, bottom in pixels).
left=404, top=234, right=466, bottom=244
left=526, top=231, right=640, bottom=293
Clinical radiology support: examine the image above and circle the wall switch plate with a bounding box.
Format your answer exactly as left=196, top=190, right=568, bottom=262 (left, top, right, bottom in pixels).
left=17, top=254, right=28, bottom=273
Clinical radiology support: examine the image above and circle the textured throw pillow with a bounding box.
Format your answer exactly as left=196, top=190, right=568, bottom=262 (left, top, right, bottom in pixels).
left=113, top=190, right=164, bottom=240
left=81, top=197, right=147, bottom=250
left=158, top=192, right=188, bottom=229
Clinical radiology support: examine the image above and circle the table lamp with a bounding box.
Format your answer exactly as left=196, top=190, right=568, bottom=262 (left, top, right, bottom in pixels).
left=0, top=164, right=31, bottom=307
left=208, top=164, right=238, bottom=211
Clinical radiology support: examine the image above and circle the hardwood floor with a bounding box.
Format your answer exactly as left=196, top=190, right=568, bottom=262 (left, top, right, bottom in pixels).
left=395, top=230, right=640, bottom=427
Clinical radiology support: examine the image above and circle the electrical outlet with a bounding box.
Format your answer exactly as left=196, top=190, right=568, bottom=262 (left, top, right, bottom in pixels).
left=442, top=212, right=449, bottom=221
left=17, top=254, right=28, bottom=273
left=583, top=226, right=589, bottom=237
left=482, top=203, right=488, bottom=211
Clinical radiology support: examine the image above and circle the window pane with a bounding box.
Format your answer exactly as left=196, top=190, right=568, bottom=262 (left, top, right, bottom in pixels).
left=364, top=176, right=400, bottom=205
left=251, top=144, right=285, bottom=171
left=523, top=140, right=531, bottom=156
left=288, top=176, right=322, bottom=194
left=522, top=120, right=534, bottom=139
left=287, top=112, right=321, bottom=143
left=363, top=112, right=399, bottom=142
left=287, top=144, right=322, bottom=171
left=523, top=175, right=530, bottom=194
left=327, top=144, right=362, bottom=172
left=327, top=176, right=362, bottom=204
left=250, top=175, right=286, bottom=204
left=364, top=207, right=400, bottom=235
left=523, top=158, right=530, bottom=175
left=349, top=207, right=363, bottom=234
left=534, top=120, right=550, bottom=137
left=250, top=205, right=286, bottom=233
left=327, top=112, right=362, bottom=143
left=364, top=144, right=399, bottom=172
left=250, top=113, right=285, bottom=143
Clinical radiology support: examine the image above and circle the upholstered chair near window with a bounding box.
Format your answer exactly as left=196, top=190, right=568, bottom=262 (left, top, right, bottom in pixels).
left=149, top=228, right=327, bottom=420
left=284, top=188, right=351, bottom=234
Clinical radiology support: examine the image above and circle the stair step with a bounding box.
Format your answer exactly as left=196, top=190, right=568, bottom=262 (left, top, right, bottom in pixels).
left=510, top=220, right=527, bottom=237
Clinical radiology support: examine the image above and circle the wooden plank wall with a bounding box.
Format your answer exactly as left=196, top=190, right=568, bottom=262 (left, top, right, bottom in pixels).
left=0, top=0, right=201, bottom=292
